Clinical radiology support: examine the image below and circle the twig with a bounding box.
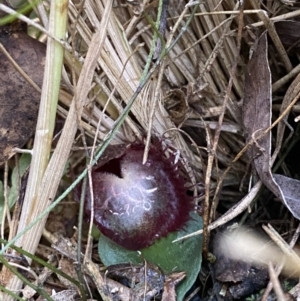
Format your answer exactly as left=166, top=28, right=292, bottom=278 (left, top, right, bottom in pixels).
left=202, top=1, right=242, bottom=257
left=268, top=262, right=286, bottom=301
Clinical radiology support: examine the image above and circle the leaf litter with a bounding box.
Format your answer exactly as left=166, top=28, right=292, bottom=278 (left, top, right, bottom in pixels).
left=243, top=31, right=300, bottom=221
left=1, top=1, right=300, bottom=301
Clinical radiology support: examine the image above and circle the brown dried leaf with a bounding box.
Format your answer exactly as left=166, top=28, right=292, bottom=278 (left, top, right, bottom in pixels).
left=272, top=174, right=300, bottom=219
left=243, top=31, right=271, bottom=174
left=243, top=31, right=300, bottom=219
left=243, top=31, right=280, bottom=195
left=106, top=263, right=165, bottom=301
left=0, top=27, right=45, bottom=164
left=161, top=272, right=186, bottom=301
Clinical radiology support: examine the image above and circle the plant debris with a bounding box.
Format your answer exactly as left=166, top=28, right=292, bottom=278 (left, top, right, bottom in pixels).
left=1, top=1, right=300, bottom=301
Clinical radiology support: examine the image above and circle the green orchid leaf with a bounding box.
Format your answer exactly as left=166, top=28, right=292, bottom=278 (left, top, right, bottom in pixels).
left=98, top=212, right=203, bottom=301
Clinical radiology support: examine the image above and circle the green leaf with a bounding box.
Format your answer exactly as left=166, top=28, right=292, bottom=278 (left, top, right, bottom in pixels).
left=98, top=212, right=203, bottom=301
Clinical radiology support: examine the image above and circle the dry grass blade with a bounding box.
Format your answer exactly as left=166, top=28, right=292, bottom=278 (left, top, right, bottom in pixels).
left=2, top=0, right=68, bottom=299
left=1, top=0, right=300, bottom=300
left=1, top=0, right=112, bottom=299
left=268, top=262, right=286, bottom=301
